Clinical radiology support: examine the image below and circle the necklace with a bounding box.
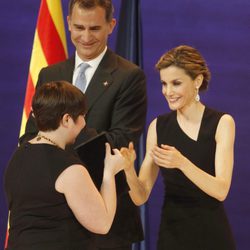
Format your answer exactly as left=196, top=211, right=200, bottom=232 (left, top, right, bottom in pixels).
left=36, top=133, right=60, bottom=148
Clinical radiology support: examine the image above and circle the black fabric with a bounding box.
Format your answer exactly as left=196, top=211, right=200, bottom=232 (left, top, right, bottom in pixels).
left=156, top=107, right=235, bottom=250
left=19, top=49, right=146, bottom=247
left=4, top=143, right=92, bottom=250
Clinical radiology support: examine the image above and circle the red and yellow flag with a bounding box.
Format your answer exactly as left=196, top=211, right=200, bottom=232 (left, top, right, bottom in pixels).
left=19, top=0, right=68, bottom=137
left=5, top=0, right=68, bottom=248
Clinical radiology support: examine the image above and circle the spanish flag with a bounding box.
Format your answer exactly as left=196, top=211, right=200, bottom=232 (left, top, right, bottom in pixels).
left=115, top=1, right=146, bottom=249
left=5, top=0, right=68, bottom=248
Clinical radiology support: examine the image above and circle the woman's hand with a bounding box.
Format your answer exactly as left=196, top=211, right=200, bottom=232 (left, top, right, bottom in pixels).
left=120, top=142, right=137, bottom=171
left=104, top=143, right=125, bottom=175
left=151, top=144, right=187, bottom=170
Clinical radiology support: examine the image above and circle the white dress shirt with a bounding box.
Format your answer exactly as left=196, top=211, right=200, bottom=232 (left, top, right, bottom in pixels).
left=72, top=47, right=107, bottom=92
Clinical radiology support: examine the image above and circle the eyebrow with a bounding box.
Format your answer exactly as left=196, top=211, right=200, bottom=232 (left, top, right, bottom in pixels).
left=161, top=78, right=182, bottom=83
left=73, top=24, right=102, bottom=29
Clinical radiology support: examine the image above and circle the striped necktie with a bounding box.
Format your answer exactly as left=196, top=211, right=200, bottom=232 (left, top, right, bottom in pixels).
left=75, top=63, right=89, bottom=93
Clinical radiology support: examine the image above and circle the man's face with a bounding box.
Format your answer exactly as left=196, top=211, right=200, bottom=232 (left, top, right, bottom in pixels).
left=67, top=4, right=116, bottom=61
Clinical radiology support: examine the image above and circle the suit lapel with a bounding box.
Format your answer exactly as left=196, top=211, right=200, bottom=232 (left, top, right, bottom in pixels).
left=85, top=49, right=117, bottom=113
left=60, top=56, right=75, bottom=82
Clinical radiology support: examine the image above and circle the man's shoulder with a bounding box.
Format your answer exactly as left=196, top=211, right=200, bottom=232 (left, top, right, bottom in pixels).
left=37, top=57, right=74, bottom=85
left=105, top=49, right=142, bottom=72
left=40, top=57, right=73, bottom=73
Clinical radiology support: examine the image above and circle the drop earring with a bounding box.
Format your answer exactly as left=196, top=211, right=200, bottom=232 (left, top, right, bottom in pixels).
left=195, top=87, right=200, bottom=102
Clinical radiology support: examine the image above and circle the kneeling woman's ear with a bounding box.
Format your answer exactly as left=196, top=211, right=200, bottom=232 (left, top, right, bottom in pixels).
left=61, top=113, right=72, bottom=128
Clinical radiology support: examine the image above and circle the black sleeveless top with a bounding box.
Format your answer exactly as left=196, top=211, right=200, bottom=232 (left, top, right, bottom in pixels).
left=156, top=107, right=235, bottom=250
left=4, top=143, right=92, bottom=250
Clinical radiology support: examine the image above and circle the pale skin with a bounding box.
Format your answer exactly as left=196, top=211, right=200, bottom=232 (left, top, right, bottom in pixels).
left=67, top=4, right=116, bottom=61
left=122, top=65, right=235, bottom=205
left=30, top=114, right=125, bottom=234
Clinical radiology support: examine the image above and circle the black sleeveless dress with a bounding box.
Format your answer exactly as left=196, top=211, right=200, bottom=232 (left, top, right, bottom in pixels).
left=156, top=107, right=235, bottom=250
left=4, top=143, right=92, bottom=250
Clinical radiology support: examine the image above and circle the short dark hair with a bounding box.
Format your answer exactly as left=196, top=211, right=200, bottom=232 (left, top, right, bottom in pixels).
left=155, top=45, right=211, bottom=91
left=32, top=81, right=86, bottom=131
left=68, top=0, right=114, bottom=22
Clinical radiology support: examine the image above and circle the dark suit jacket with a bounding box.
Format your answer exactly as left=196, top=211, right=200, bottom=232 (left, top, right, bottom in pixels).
left=20, top=49, right=147, bottom=247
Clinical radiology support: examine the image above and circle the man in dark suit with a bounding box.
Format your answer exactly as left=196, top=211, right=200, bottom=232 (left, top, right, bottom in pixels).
left=20, top=0, right=147, bottom=249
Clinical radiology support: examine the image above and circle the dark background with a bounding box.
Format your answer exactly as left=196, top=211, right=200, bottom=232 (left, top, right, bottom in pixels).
left=1, top=1, right=250, bottom=249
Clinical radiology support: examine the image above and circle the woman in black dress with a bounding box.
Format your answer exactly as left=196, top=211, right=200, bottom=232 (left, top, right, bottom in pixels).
left=122, top=45, right=236, bottom=249
left=4, top=81, right=126, bottom=250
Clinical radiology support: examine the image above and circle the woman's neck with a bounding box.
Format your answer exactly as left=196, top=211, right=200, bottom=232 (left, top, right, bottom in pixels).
left=31, top=131, right=65, bottom=149
left=177, top=102, right=205, bottom=123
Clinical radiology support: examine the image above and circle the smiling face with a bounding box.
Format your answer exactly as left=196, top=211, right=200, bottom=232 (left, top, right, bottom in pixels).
left=67, top=4, right=116, bottom=61
left=160, top=66, right=201, bottom=111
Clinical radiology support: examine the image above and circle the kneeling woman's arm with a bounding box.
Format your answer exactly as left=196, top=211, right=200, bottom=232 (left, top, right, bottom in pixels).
left=55, top=143, right=124, bottom=234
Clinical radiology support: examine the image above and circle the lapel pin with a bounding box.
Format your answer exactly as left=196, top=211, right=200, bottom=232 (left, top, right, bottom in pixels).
left=103, top=81, right=109, bottom=87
